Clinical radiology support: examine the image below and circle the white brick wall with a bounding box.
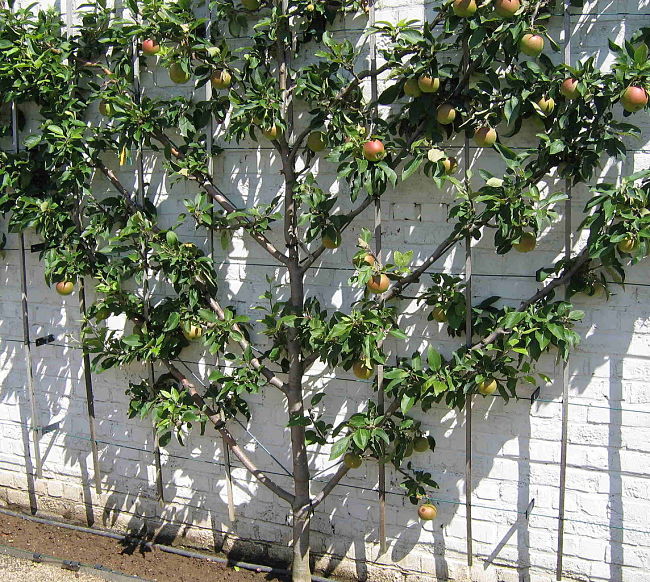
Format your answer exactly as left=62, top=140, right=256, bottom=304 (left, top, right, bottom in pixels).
left=1, top=1, right=650, bottom=581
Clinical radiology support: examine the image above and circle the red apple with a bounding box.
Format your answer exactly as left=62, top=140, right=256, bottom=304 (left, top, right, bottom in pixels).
left=560, top=78, right=579, bottom=100
left=494, top=0, right=520, bottom=18
left=520, top=34, right=544, bottom=57
left=452, top=0, right=477, bottom=17
left=55, top=281, right=74, bottom=295
left=436, top=103, right=457, bottom=125
left=621, top=85, right=648, bottom=113
left=474, top=126, right=497, bottom=147
left=418, top=75, right=440, bottom=94
left=210, top=70, right=232, bottom=90
left=142, top=39, right=160, bottom=56
left=363, top=140, right=386, bottom=162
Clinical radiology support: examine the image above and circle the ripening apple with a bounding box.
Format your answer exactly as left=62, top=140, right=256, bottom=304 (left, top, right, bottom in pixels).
left=560, top=78, right=579, bottom=100
left=142, top=39, right=160, bottom=56
left=478, top=378, right=497, bottom=395
left=263, top=125, right=280, bottom=140
left=98, top=100, right=114, bottom=117
left=418, top=75, right=441, bottom=94
left=241, top=0, right=260, bottom=9
left=514, top=232, right=536, bottom=253
left=537, top=96, right=555, bottom=116
left=441, top=157, right=459, bottom=175
left=418, top=503, right=437, bottom=520
left=55, top=281, right=74, bottom=296
left=474, top=126, right=497, bottom=147
left=363, top=140, right=386, bottom=162
left=169, top=63, right=190, bottom=84
left=520, top=34, right=544, bottom=57
left=617, top=236, right=639, bottom=254
left=183, top=324, right=203, bottom=341
left=494, top=0, right=520, bottom=18
left=355, top=253, right=376, bottom=267
left=322, top=231, right=341, bottom=249
left=436, top=103, right=457, bottom=125
left=343, top=453, right=362, bottom=469
left=307, top=131, right=327, bottom=152
left=452, top=0, right=477, bottom=17
left=621, top=85, right=648, bottom=113
left=431, top=306, right=448, bottom=323
left=210, top=70, right=232, bottom=90
left=352, top=361, right=374, bottom=380
left=367, top=273, right=390, bottom=294
left=413, top=437, right=430, bottom=453
left=404, top=78, right=422, bottom=98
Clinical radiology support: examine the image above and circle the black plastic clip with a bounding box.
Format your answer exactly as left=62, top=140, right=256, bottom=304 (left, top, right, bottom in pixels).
left=35, top=334, right=55, bottom=347
left=525, top=498, right=535, bottom=520
left=530, top=386, right=541, bottom=404
left=40, top=421, right=60, bottom=435
left=30, top=243, right=54, bottom=253
left=32, top=552, right=43, bottom=563
left=62, top=560, right=81, bottom=572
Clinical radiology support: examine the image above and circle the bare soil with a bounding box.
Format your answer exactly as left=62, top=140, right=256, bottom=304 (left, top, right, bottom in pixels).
left=0, top=512, right=289, bottom=582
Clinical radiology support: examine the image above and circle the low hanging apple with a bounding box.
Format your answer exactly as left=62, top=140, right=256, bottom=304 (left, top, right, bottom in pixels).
left=413, top=436, right=430, bottom=453
left=617, top=236, right=639, bottom=254
left=169, top=63, right=190, bottom=84
left=520, top=33, right=544, bottom=57
left=142, top=38, right=160, bottom=56
left=514, top=232, right=536, bottom=253
left=494, top=0, right=520, bottom=18
left=307, top=131, right=327, bottom=152
left=418, top=503, right=438, bottom=521
left=366, top=273, right=390, bottom=294
left=362, top=139, right=386, bottom=162
left=537, top=95, right=555, bottom=115
left=343, top=453, right=362, bottom=469
left=621, top=85, right=648, bottom=113
left=55, top=281, right=74, bottom=296
left=98, top=100, right=114, bottom=117
left=403, top=78, right=422, bottom=98
left=322, top=230, right=341, bottom=249
left=478, top=378, right=498, bottom=395
left=183, top=324, right=203, bottom=341
left=430, top=306, right=447, bottom=323
left=263, top=125, right=280, bottom=140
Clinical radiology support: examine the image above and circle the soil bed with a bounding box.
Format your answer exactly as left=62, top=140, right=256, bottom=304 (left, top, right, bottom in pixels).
left=0, top=512, right=288, bottom=582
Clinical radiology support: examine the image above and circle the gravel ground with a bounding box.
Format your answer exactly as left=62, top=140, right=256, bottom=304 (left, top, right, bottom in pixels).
left=0, top=553, right=106, bottom=581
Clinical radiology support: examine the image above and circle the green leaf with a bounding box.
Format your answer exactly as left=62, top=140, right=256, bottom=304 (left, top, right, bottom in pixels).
left=352, top=428, right=371, bottom=450
left=330, top=436, right=351, bottom=460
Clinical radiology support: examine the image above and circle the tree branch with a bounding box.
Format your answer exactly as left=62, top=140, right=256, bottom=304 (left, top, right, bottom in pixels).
left=165, top=363, right=295, bottom=505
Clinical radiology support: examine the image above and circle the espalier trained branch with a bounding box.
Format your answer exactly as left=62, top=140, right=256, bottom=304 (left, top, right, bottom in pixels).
left=0, top=0, right=649, bottom=580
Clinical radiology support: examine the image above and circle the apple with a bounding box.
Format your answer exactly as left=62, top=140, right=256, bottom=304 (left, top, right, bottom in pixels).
left=436, top=103, right=457, bottom=125
left=322, top=231, right=341, bottom=249
left=537, top=96, right=555, bottom=115
left=343, top=453, right=362, bottom=469
left=352, top=361, right=374, bottom=380
left=617, top=236, right=639, bottom=254
left=452, top=0, right=477, bottom=17
left=98, top=100, right=114, bottom=117
left=418, top=75, right=440, bottom=94
left=520, top=34, right=544, bottom=57
left=169, top=63, right=190, bottom=84
left=241, top=0, right=260, bottom=9
left=621, top=85, right=648, bottom=113
left=404, top=78, right=422, bottom=98
left=263, top=125, right=280, bottom=140
left=210, top=70, right=232, bottom=90
left=478, top=378, right=497, bottom=395
left=413, top=437, right=429, bottom=453
left=355, top=253, right=376, bottom=267
left=142, top=39, right=160, bottom=56
left=560, top=78, right=579, bottom=100
left=363, top=140, right=386, bottom=162
left=55, top=281, right=74, bottom=296
left=441, top=157, right=459, bottom=175
left=418, top=503, right=437, bottom=520
left=367, top=274, right=390, bottom=294
left=431, top=306, right=447, bottom=323
left=307, top=131, right=327, bottom=152
left=514, top=232, right=537, bottom=253
left=474, top=126, right=497, bottom=147
left=494, top=0, right=520, bottom=18
left=183, top=324, right=203, bottom=341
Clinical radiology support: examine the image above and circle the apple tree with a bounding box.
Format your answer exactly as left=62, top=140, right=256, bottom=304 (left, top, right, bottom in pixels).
left=0, top=0, right=649, bottom=580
